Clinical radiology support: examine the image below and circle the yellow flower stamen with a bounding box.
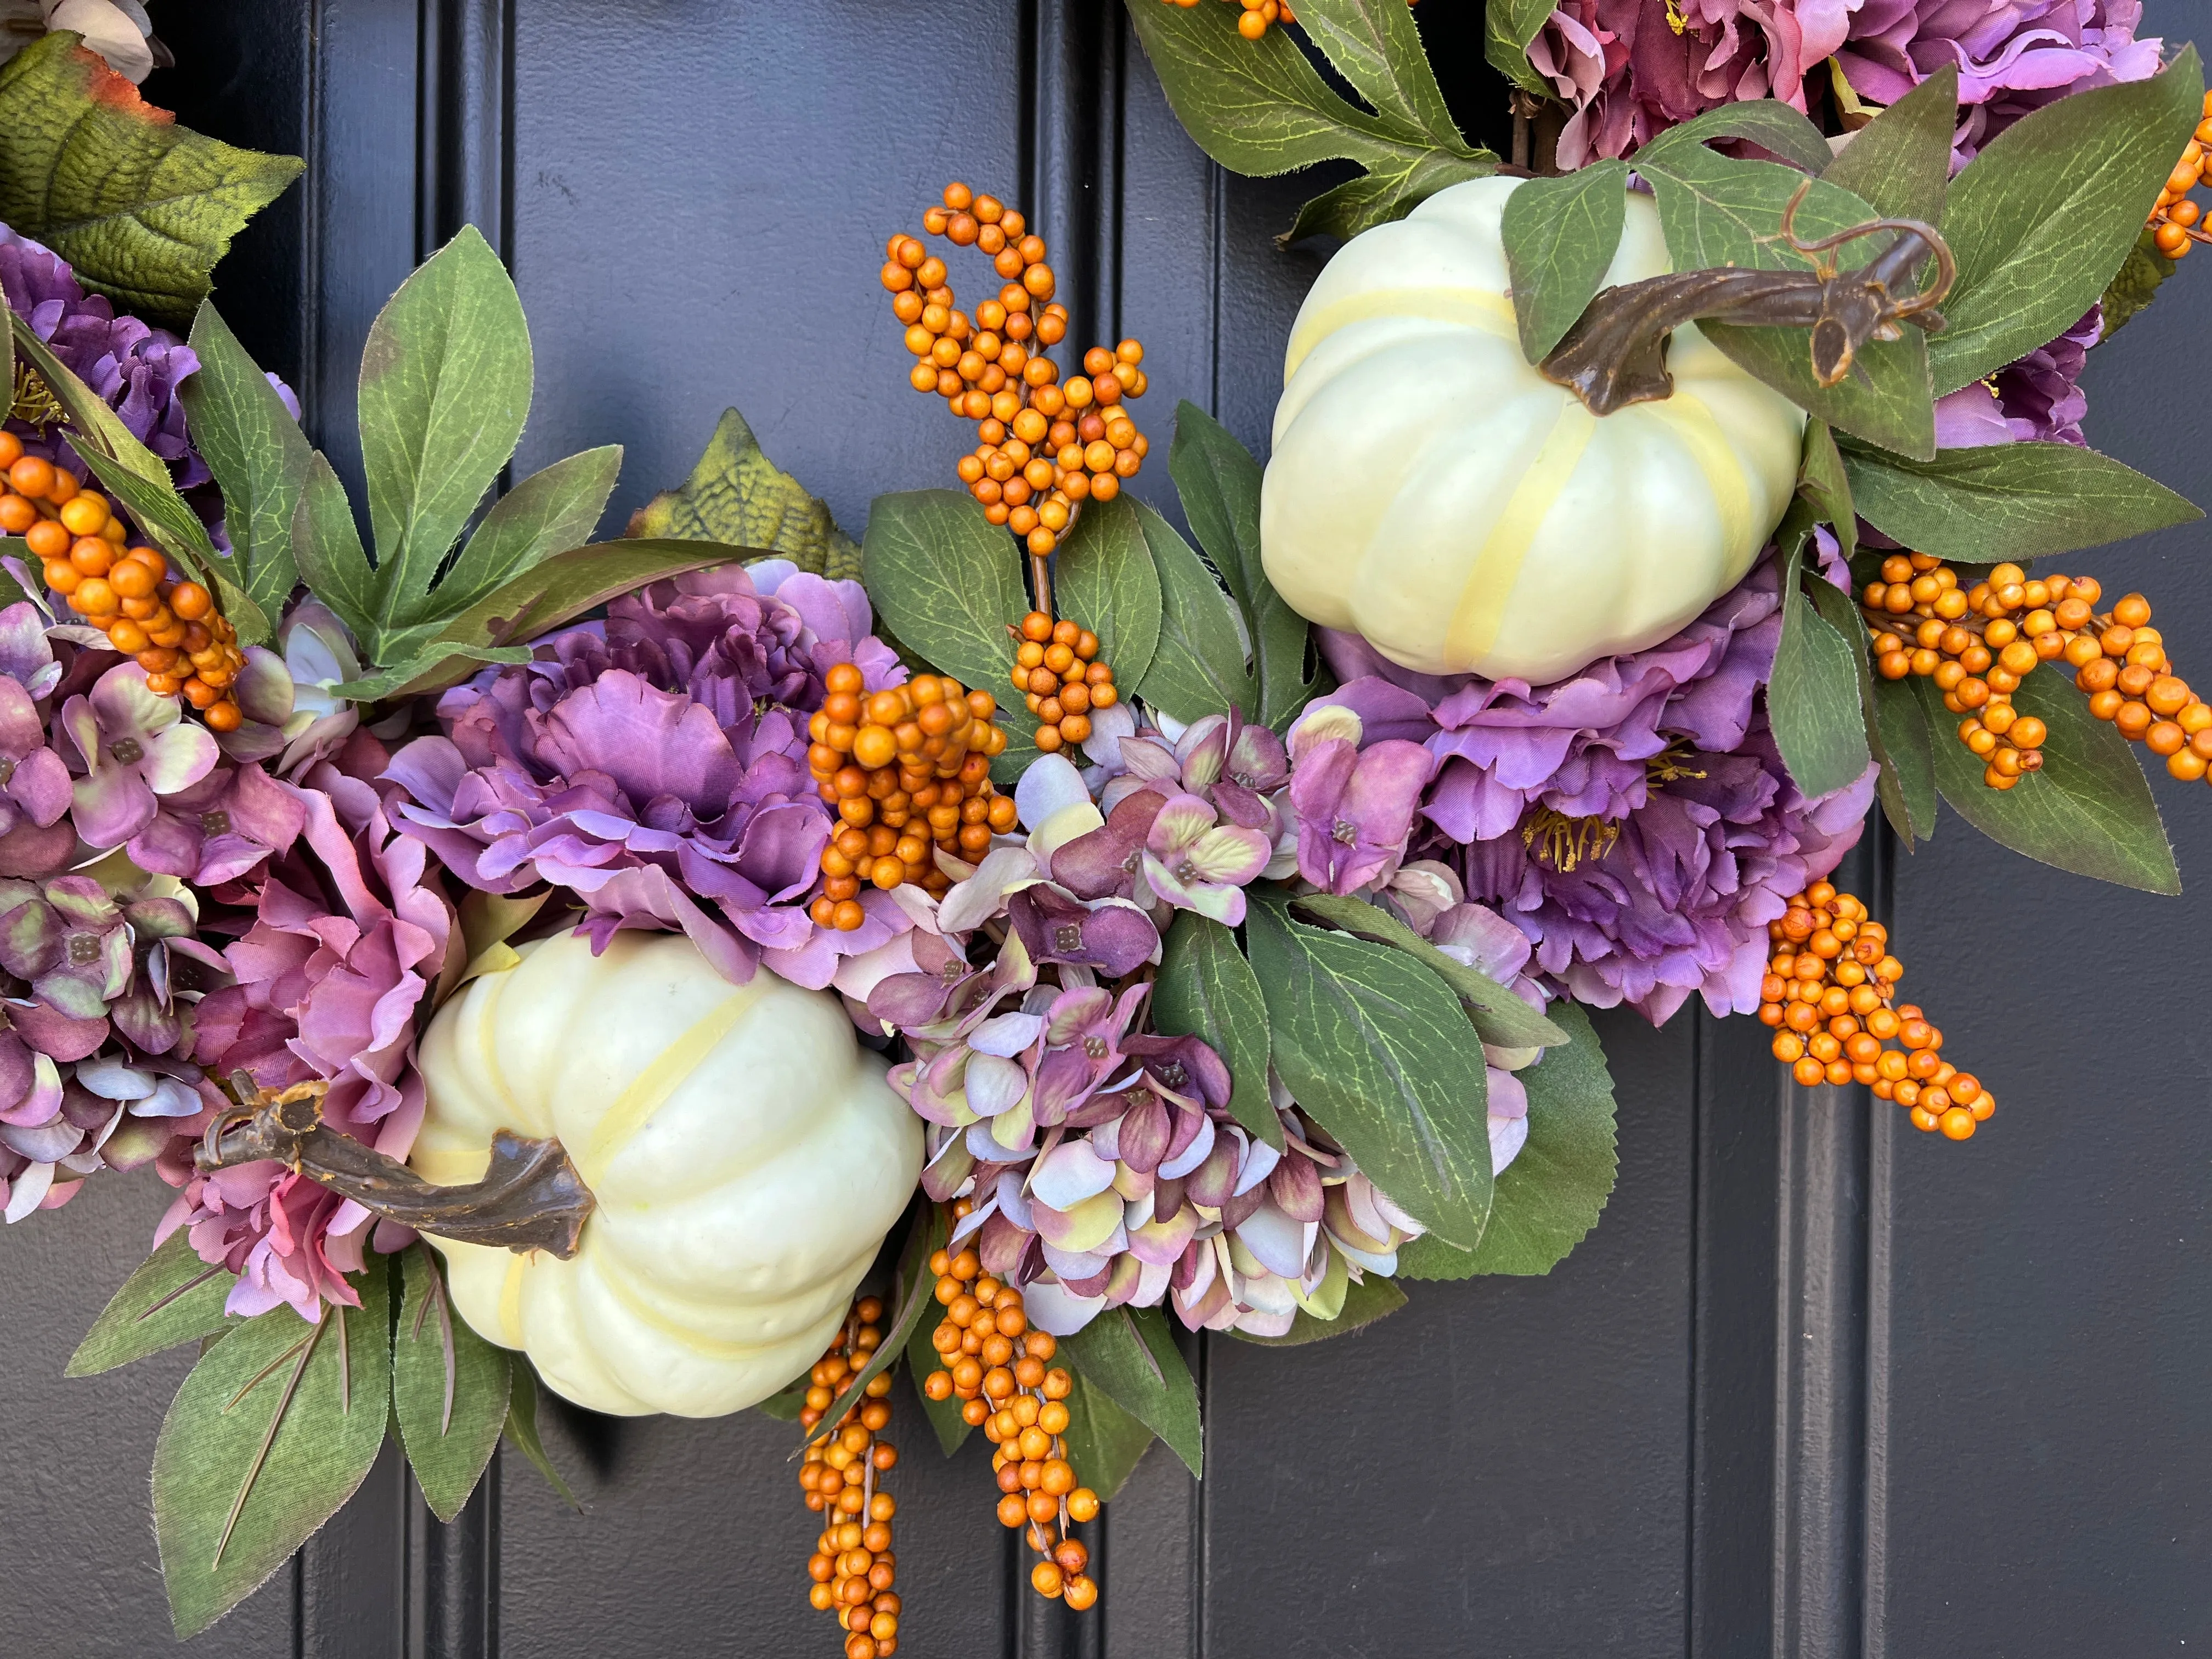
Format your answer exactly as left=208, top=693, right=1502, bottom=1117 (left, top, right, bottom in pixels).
left=1520, top=807, right=1621, bottom=872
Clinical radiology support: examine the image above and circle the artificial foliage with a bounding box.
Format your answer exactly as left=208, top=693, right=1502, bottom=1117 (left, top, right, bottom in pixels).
left=1, top=5, right=2210, bottom=1650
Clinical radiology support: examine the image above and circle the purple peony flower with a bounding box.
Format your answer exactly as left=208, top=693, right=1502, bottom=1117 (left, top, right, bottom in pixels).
left=1934, top=306, right=2101, bottom=447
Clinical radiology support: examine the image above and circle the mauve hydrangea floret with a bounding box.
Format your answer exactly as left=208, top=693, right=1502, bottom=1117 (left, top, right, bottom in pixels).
left=59, top=661, right=221, bottom=853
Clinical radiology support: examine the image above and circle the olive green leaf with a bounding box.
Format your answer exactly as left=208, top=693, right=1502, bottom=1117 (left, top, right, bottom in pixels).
left=755, top=1374, right=809, bottom=1422
left=504, top=1362, right=582, bottom=1511
left=1914, top=671, right=2178, bottom=893
left=795, top=1203, right=945, bottom=1453
left=1125, top=0, right=1494, bottom=240
left=1395, top=1002, right=1618, bottom=1279
left=2101, top=225, right=2176, bottom=338
left=1132, top=499, right=1258, bottom=724
left=290, top=453, right=378, bottom=646
left=1797, top=419, right=1858, bottom=567
left=392, top=1246, right=510, bottom=1524
left=627, top=406, right=862, bottom=581
left=1052, top=495, right=1163, bottom=690
left=179, top=304, right=310, bottom=624
left=1153, top=910, right=1280, bottom=1150
left=1808, top=575, right=1921, bottom=846
left=862, top=490, right=1030, bottom=693
left=429, top=445, right=623, bottom=618
left=1502, top=160, right=1631, bottom=363
left=1485, top=0, right=1558, bottom=94
left=1062, top=1306, right=1201, bottom=1480
left=1840, top=439, right=2199, bottom=563
left=1932, top=49, right=2203, bottom=394
left=67, top=1230, right=240, bottom=1377
left=1246, top=894, right=1493, bottom=1249
left=153, top=1266, right=392, bottom=1639
left=1869, top=673, right=1939, bottom=847
left=1285, top=891, right=1571, bottom=1050
left=1060, top=1371, right=1155, bottom=1503
left=0, top=34, right=303, bottom=325
left=906, top=1310, right=974, bottom=1457
left=1820, top=65, right=1956, bottom=227
left=1229, top=1272, right=1408, bottom=1345
left=1769, top=507, right=1872, bottom=798
left=1632, top=99, right=1838, bottom=177
left=1167, top=403, right=1319, bottom=729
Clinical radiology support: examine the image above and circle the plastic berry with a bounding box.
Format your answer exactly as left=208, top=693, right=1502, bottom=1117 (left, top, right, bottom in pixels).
left=798, top=1297, right=903, bottom=1655
left=2146, top=90, right=2212, bottom=258
left=1010, top=611, right=1113, bottom=755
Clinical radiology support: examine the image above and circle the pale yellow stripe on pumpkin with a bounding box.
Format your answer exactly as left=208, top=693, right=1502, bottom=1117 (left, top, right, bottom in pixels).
left=592, top=1254, right=787, bottom=1361
left=1442, top=398, right=1597, bottom=668
left=1285, top=289, right=1516, bottom=379
left=1635, top=387, right=1752, bottom=555
left=498, top=1251, right=527, bottom=1347
left=577, top=985, right=765, bottom=1189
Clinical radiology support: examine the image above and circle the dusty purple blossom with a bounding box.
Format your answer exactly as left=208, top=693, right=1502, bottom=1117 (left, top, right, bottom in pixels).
left=1934, top=307, right=2100, bottom=447
left=59, top=663, right=221, bottom=853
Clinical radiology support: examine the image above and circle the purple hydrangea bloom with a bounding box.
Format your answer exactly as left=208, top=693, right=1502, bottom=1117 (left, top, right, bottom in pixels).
left=59, top=663, right=222, bottom=852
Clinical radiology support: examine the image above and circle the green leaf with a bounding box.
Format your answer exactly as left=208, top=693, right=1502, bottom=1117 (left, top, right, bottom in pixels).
left=1229, top=1272, right=1408, bottom=1345
left=1869, top=672, right=1939, bottom=845
left=179, top=304, right=309, bottom=623
left=0, top=35, right=303, bottom=325
left=755, top=1375, right=810, bottom=1421
left=1286, top=0, right=1465, bottom=144
left=1153, top=910, right=1280, bottom=1150
left=432, top=445, right=622, bottom=618
left=1484, top=0, right=1558, bottom=94
left=1797, top=419, right=1857, bottom=567
left=1125, top=0, right=1494, bottom=239
left=2100, top=225, right=2176, bottom=339
left=1061, top=1306, right=1202, bottom=1480
left=153, top=1266, right=392, bottom=1639
left=1284, top=891, right=1571, bottom=1051
left=1395, top=1002, right=1618, bottom=1279
left=290, top=453, right=378, bottom=646
left=392, top=1246, right=510, bottom=1524
left=1052, top=495, right=1163, bottom=690
left=905, top=1306, right=973, bottom=1457
left=1840, top=439, right=2199, bottom=563
left=418, top=536, right=759, bottom=660
left=503, top=1362, right=581, bottom=1511
left=1502, top=160, right=1630, bottom=363
left=1633, top=99, right=1838, bottom=177
left=627, top=406, right=862, bottom=581
left=1246, top=894, right=1493, bottom=1249
left=1808, top=575, right=1920, bottom=846
left=1769, top=510, right=1872, bottom=797
left=66, top=1231, right=240, bottom=1377
left=1820, top=65, right=1956, bottom=226
left=1630, top=138, right=1935, bottom=458
left=861, top=490, right=1029, bottom=694
left=1914, top=670, right=2177, bottom=893
left=327, top=644, right=532, bottom=706
left=1931, top=49, right=2203, bottom=393
left=1167, top=403, right=1317, bottom=729
left=1060, top=1372, right=1155, bottom=1504
left=1132, top=500, right=1257, bottom=724
left=796, top=1205, right=945, bottom=1451
left=358, top=225, right=533, bottom=631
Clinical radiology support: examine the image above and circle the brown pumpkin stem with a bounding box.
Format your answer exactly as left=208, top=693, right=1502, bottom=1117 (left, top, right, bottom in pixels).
left=1539, top=188, right=1954, bottom=415
left=195, top=1081, right=596, bottom=1260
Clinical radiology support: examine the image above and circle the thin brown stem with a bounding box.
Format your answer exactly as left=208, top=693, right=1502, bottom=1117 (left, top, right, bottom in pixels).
left=215, top=1317, right=328, bottom=1568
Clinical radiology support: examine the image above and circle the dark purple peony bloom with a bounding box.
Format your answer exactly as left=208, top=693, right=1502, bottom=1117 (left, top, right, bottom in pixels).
left=1934, top=307, right=2101, bottom=448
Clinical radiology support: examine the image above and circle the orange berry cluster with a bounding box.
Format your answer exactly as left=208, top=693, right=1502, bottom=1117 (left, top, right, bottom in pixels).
left=2147, top=89, right=2212, bottom=258
left=1758, top=882, right=1994, bottom=1141
left=1, top=436, right=244, bottom=729
left=807, top=662, right=1017, bottom=928
left=920, top=1220, right=1101, bottom=1612
left=882, top=182, right=1150, bottom=559
left=1011, top=611, right=1116, bottom=755
left=2047, top=583, right=2212, bottom=782
left=1156, top=0, right=1412, bottom=43
left=798, top=1297, right=904, bottom=1659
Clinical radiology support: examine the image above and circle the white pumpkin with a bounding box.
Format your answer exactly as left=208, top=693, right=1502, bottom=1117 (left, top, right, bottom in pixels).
left=1262, top=174, right=1805, bottom=685
left=411, top=929, right=921, bottom=1418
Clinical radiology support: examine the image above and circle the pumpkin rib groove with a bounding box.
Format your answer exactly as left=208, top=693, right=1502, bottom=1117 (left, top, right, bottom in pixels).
left=1443, top=396, right=1596, bottom=669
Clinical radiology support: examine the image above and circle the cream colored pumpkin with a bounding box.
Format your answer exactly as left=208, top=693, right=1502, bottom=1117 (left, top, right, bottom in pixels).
left=1262, top=174, right=1805, bottom=685
left=411, top=930, right=921, bottom=1418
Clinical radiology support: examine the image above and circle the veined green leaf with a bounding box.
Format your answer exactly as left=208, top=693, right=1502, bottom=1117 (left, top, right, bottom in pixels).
left=1286, top=0, right=1464, bottom=145
left=1246, top=894, right=1493, bottom=1249
left=1060, top=1372, right=1155, bottom=1503
left=1228, top=1272, right=1407, bottom=1345
left=1869, top=673, right=1939, bottom=845
left=359, top=226, right=533, bottom=630
left=180, top=304, right=309, bottom=623
left=504, top=1362, right=581, bottom=1512
left=419, top=536, right=759, bottom=660
left=1484, top=0, right=1557, bottom=94
left=1841, top=439, right=2199, bottom=562
left=1807, top=575, right=1920, bottom=846
left=290, top=453, right=380, bottom=648
left=861, top=490, right=1029, bottom=694
left=627, top=406, right=862, bottom=581
left=795, top=1204, right=944, bottom=1452
left=1502, top=160, right=1630, bottom=364
left=1633, top=99, right=1837, bottom=177
left=1797, top=419, right=1857, bottom=567
left=393, top=1246, right=509, bottom=1524
left=1153, top=910, right=1279, bottom=1150
left=153, top=1266, right=391, bottom=1639
left=67, top=1231, right=239, bottom=1376
left=1769, top=509, right=1872, bottom=797
left=1052, top=495, right=1163, bottom=691
left=1132, top=500, right=1257, bottom=724
left=433, top=446, right=622, bottom=618
left=1820, top=65, right=1955, bottom=227
left=1062, top=1306, right=1201, bottom=1480
left=1914, top=670, right=2177, bottom=893
left=0, top=35, right=302, bottom=325
left=1932, top=49, right=2202, bottom=393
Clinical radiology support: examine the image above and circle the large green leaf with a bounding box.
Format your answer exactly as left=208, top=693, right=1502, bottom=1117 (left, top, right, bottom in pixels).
left=1246, top=894, right=1493, bottom=1249
left=290, top=453, right=379, bottom=646
left=1153, top=910, right=1279, bottom=1150
left=1132, top=500, right=1257, bottom=724
left=1840, top=440, right=2200, bottom=563
left=1167, top=403, right=1317, bottom=729
left=411, top=537, right=760, bottom=660
left=1820, top=65, right=1955, bottom=227
left=1229, top=1270, right=1409, bottom=1346
left=1914, top=671, right=2177, bottom=893
left=1808, top=575, right=1920, bottom=846
left=627, top=406, right=862, bottom=581
left=1768, top=511, right=1872, bottom=798
left=1052, top=495, right=1163, bottom=690
left=861, top=490, right=1030, bottom=694
left=1125, top=0, right=1493, bottom=239
left=392, top=1246, right=510, bottom=1524
left=1485, top=0, right=1557, bottom=94
left=1060, top=1372, right=1155, bottom=1504
left=179, top=304, right=309, bottom=623
left=1395, top=1003, right=1618, bottom=1278
left=432, top=446, right=623, bottom=618
left=357, top=226, right=533, bottom=631
left=1869, top=672, right=1939, bottom=847
left=1931, top=50, right=2203, bottom=394
left=1061, top=1306, right=1202, bottom=1480
left=0, top=34, right=303, bottom=324
left=1502, top=160, right=1630, bottom=363
left=1797, top=419, right=1858, bottom=567
left=503, top=1363, right=580, bottom=1511
left=66, top=1231, right=239, bottom=1377
left=1633, top=99, right=1838, bottom=177
left=153, top=1266, right=392, bottom=1639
